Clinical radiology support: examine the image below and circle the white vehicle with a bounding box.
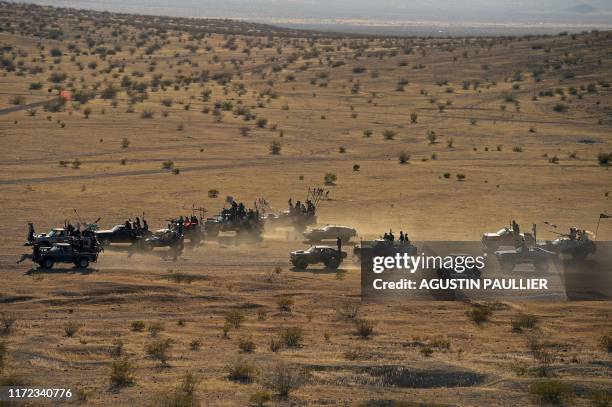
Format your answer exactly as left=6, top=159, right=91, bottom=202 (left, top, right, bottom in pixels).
left=303, top=225, right=357, bottom=243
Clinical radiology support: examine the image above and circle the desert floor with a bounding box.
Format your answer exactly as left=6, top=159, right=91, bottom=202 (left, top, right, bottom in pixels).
left=0, top=3, right=611, bottom=406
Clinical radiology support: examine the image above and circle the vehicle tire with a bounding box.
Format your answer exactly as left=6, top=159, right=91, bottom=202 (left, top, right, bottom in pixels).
left=571, top=249, right=588, bottom=261
left=76, top=257, right=89, bottom=269
left=294, top=258, right=308, bottom=270
left=40, top=258, right=54, bottom=269
left=324, top=257, right=341, bottom=269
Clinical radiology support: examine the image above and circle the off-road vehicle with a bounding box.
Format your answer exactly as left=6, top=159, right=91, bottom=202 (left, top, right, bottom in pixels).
left=142, top=229, right=184, bottom=251
left=303, top=225, right=357, bottom=243
left=290, top=246, right=346, bottom=269
left=354, top=239, right=418, bottom=260
left=537, top=228, right=596, bottom=260
left=494, top=246, right=557, bottom=271
left=95, top=224, right=150, bottom=246
left=34, top=242, right=99, bottom=269
left=482, top=225, right=535, bottom=251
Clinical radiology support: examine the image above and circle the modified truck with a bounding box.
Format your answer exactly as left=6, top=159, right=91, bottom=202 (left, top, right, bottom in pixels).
left=34, top=243, right=99, bottom=269
left=290, top=246, right=346, bottom=270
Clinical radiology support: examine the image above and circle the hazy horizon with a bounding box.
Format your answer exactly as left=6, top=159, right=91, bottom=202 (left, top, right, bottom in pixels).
left=10, top=0, right=612, bottom=35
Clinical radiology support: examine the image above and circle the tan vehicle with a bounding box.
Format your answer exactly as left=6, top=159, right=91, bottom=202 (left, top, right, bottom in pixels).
left=482, top=224, right=534, bottom=251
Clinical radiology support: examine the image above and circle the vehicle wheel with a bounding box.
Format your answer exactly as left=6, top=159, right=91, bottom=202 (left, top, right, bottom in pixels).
left=76, top=257, right=89, bottom=269
left=571, top=249, right=588, bottom=261
left=294, top=258, right=308, bottom=270
left=324, top=257, right=341, bottom=269
left=40, top=258, right=54, bottom=269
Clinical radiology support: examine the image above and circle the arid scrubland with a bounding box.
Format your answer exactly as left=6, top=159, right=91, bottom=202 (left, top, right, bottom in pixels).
left=0, top=2, right=611, bottom=406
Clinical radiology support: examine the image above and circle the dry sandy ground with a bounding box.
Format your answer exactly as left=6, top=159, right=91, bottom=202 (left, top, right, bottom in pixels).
left=0, top=3, right=611, bottom=406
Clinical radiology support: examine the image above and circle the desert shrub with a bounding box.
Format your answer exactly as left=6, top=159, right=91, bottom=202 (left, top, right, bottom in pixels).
left=280, top=326, right=303, bottom=347
left=264, top=363, right=309, bottom=397
left=83, top=107, right=91, bottom=118
left=9, top=95, right=26, bottom=105
left=71, top=159, right=81, bottom=169
left=110, top=339, right=123, bottom=357
left=277, top=297, right=293, bottom=312
left=161, top=98, right=173, bottom=107
left=227, top=358, right=257, bottom=382
left=0, top=341, right=6, bottom=372
left=269, top=141, right=281, bottom=155
left=249, top=391, right=271, bottom=406
left=154, top=372, right=199, bottom=407
left=383, top=129, right=396, bottom=140
left=553, top=103, right=568, bottom=113
left=456, top=173, right=466, bottom=181
left=363, top=129, right=373, bottom=137
left=513, top=146, right=523, bottom=152
left=353, top=164, right=360, bottom=171
left=148, top=322, right=164, bottom=337
left=324, top=172, right=337, bottom=185
left=238, top=336, right=256, bottom=353
left=599, top=332, right=612, bottom=353
left=131, top=320, right=145, bottom=332
left=447, top=138, right=454, bottom=148
left=338, top=302, right=360, bottom=319
left=121, top=138, right=130, bottom=149
left=145, top=338, right=172, bottom=365
left=29, top=82, right=43, bottom=90
left=110, top=358, right=135, bottom=386
left=172, top=168, right=180, bottom=175
left=354, top=318, right=375, bottom=338
left=426, top=130, right=437, bottom=144
left=511, top=313, right=538, bottom=332
left=257, top=117, right=268, bottom=128
left=101, top=85, right=118, bottom=99
left=0, top=313, right=16, bottom=335
left=162, top=160, right=174, bottom=170
left=208, top=189, right=219, bottom=198
left=399, top=151, right=410, bottom=164
left=590, top=389, right=611, bottom=407
left=225, top=309, right=245, bottom=329
left=190, top=339, right=202, bottom=351
left=64, top=321, right=80, bottom=337
left=141, top=109, right=154, bottom=119
left=420, top=346, right=434, bottom=357
left=466, top=304, right=492, bottom=325
left=549, top=156, right=559, bottom=164
left=528, top=381, right=573, bottom=405
left=410, top=112, right=418, bottom=123
left=597, top=152, right=612, bottom=167
left=269, top=337, right=282, bottom=352
left=443, top=172, right=451, bottom=179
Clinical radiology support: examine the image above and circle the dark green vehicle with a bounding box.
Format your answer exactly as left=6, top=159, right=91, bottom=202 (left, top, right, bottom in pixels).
left=290, top=246, right=346, bottom=270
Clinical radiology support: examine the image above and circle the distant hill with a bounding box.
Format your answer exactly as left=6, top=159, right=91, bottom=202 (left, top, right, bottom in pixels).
left=569, top=4, right=597, bottom=13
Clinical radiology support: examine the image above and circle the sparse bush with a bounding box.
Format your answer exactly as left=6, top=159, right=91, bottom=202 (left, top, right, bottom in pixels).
left=528, top=381, right=573, bottom=406
left=277, top=297, right=293, bottom=312
left=280, top=326, right=303, bottom=347
left=225, top=309, right=245, bottom=329
left=141, top=109, right=154, bottom=119
left=513, top=146, right=523, bottom=152
left=110, top=339, right=124, bottom=357
left=190, top=339, right=202, bottom=351
left=549, top=156, right=559, bottom=164
left=599, top=332, right=612, bottom=353
left=354, top=318, right=375, bottom=338
left=208, top=189, right=219, bottom=198
left=511, top=314, right=538, bottom=332
left=399, top=151, right=410, bottom=164
left=83, top=107, right=92, bottom=118
left=383, top=129, right=396, bottom=140
left=64, top=321, right=80, bottom=337
left=227, top=358, right=257, bottom=382
left=264, top=363, right=309, bottom=397
left=353, top=164, right=360, bottom=171
left=145, top=338, right=172, bottom=365
left=269, top=141, right=281, bottom=155
left=410, top=112, right=418, bottom=123
left=420, top=346, right=434, bottom=357
left=148, top=322, right=164, bottom=337
left=9, top=95, right=26, bottom=105
left=162, top=160, right=174, bottom=170
left=553, top=103, right=568, bottom=113
left=154, top=372, right=199, bottom=407
left=131, top=320, right=145, bottom=332
left=324, top=172, right=337, bottom=186
left=0, top=341, right=6, bottom=372
left=338, top=302, right=360, bottom=319
left=598, top=152, right=612, bottom=167
left=269, top=337, right=282, bottom=352
left=249, top=391, right=271, bottom=406
left=456, top=173, right=466, bottom=181
left=443, top=172, right=451, bottom=179
left=363, top=129, right=373, bottom=137
left=121, top=138, right=130, bottom=149
left=0, top=313, right=16, bottom=335
left=110, top=358, right=135, bottom=387
left=256, top=117, right=268, bottom=128
left=466, top=304, right=492, bottom=325
left=239, top=336, right=256, bottom=353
